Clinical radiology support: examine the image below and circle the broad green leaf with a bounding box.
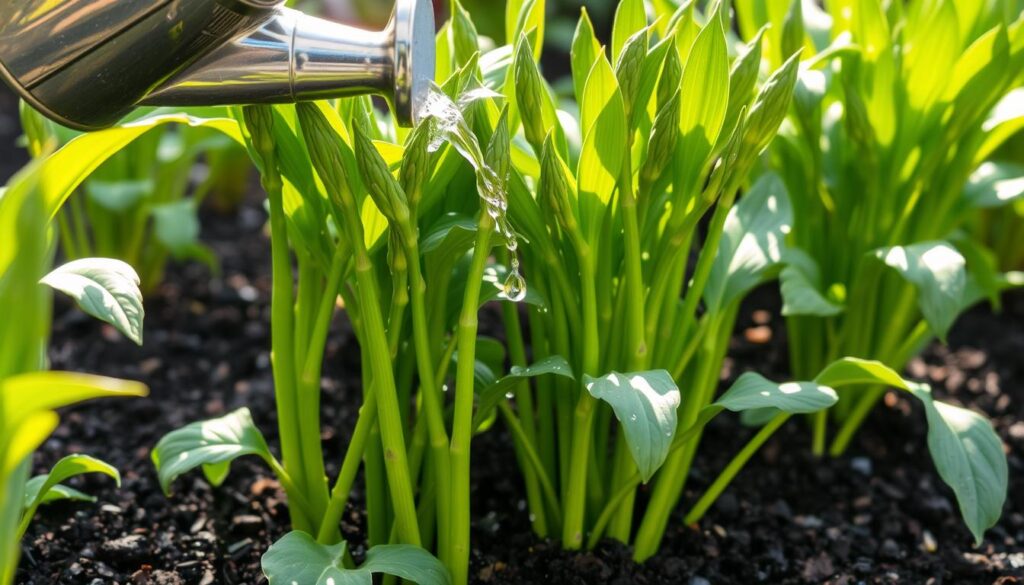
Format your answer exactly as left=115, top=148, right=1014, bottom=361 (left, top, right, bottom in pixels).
left=584, top=370, right=681, bottom=482
left=612, top=0, right=647, bottom=61
left=715, top=372, right=838, bottom=414
left=873, top=242, right=967, bottom=341
left=23, top=482, right=93, bottom=506
left=262, top=531, right=348, bottom=585
left=512, top=0, right=545, bottom=60
left=945, top=25, right=1010, bottom=121
left=151, top=408, right=273, bottom=495
left=359, top=544, right=453, bottom=585
left=906, top=385, right=1007, bottom=545
left=813, top=357, right=911, bottom=389
left=4, top=413, right=58, bottom=475
left=675, top=14, right=730, bottom=197
left=571, top=9, right=603, bottom=106
left=152, top=200, right=201, bottom=254
left=2, top=372, right=147, bottom=426
left=262, top=532, right=451, bottom=585
left=577, top=54, right=628, bottom=238
left=86, top=179, right=153, bottom=212
left=451, top=0, right=479, bottom=67
left=23, top=454, right=119, bottom=517
left=977, top=88, right=1024, bottom=163
left=473, top=356, right=574, bottom=429
left=963, top=161, right=1024, bottom=208
left=705, top=173, right=792, bottom=313
left=903, top=0, right=960, bottom=112
left=779, top=249, right=844, bottom=316
left=41, top=258, right=145, bottom=345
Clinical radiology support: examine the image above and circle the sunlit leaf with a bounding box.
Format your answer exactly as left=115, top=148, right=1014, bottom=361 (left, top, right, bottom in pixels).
left=585, top=370, right=681, bottom=482
left=41, top=258, right=144, bottom=345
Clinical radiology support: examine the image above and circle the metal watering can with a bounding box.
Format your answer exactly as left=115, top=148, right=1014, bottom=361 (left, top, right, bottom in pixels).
left=0, top=0, right=435, bottom=131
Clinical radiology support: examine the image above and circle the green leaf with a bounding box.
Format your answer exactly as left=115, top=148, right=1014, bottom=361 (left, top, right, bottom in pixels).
left=512, top=0, right=545, bottom=60
left=812, top=357, right=1007, bottom=543
left=86, top=179, right=153, bottom=212
left=906, top=385, right=1007, bottom=545
left=584, top=370, right=681, bottom=482
left=873, top=242, right=967, bottom=341
left=262, top=532, right=451, bottom=585
left=813, top=357, right=911, bottom=390
left=612, top=0, right=647, bottom=61
left=571, top=9, right=603, bottom=106
left=715, top=372, right=838, bottom=415
left=675, top=13, right=730, bottom=196
left=262, top=531, right=348, bottom=585
left=41, top=258, right=145, bottom=345
left=473, top=356, right=574, bottom=429
left=780, top=249, right=844, bottom=317
left=977, top=88, right=1024, bottom=163
left=1, top=372, right=148, bottom=428
left=23, top=455, right=119, bottom=516
left=705, top=173, right=793, bottom=313
left=577, top=53, right=628, bottom=237
left=359, top=544, right=453, bottom=585
left=152, top=200, right=201, bottom=255
left=23, top=482, right=94, bottom=506
left=963, top=161, right=1024, bottom=208
left=151, top=408, right=274, bottom=495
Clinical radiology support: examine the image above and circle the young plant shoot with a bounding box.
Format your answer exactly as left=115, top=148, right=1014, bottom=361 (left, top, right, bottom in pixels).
left=737, top=0, right=1024, bottom=455
left=1, top=137, right=149, bottom=585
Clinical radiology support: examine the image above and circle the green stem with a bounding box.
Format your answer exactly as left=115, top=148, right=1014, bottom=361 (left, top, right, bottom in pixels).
left=448, top=215, right=495, bottom=585
left=561, top=245, right=600, bottom=550
left=318, top=393, right=378, bottom=543
left=262, top=141, right=312, bottom=533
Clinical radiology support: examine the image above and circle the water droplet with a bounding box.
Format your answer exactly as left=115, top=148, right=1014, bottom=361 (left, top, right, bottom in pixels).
left=503, top=269, right=527, bottom=303
left=504, top=391, right=515, bottom=399
left=630, top=414, right=638, bottom=422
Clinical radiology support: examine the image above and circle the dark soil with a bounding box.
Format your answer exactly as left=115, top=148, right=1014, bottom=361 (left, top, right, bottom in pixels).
left=5, top=88, right=1022, bottom=584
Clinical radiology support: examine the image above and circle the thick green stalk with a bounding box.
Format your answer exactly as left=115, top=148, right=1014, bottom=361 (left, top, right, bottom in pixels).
left=448, top=214, right=496, bottom=585
left=318, top=393, right=378, bottom=543
left=401, top=222, right=453, bottom=560
left=259, top=130, right=313, bottom=533
left=562, top=244, right=600, bottom=550
left=609, top=146, right=646, bottom=541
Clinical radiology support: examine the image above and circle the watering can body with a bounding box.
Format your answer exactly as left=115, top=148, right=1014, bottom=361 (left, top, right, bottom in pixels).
left=0, top=0, right=435, bottom=130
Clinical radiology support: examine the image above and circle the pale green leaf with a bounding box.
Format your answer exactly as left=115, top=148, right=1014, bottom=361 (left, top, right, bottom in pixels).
left=152, top=200, right=201, bottom=254
left=571, top=9, right=603, bottom=106
left=584, top=370, right=681, bottom=482
left=474, top=356, right=574, bottom=429
left=612, top=0, right=647, bottom=61
left=675, top=14, right=730, bottom=196
left=963, top=161, right=1024, bottom=208
left=41, top=258, right=145, bottom=345
left=780, top=249, right=844, bottom=316
left=873, top=242, right=967, bottom=341
left=262, top=532, right=451, bottom=585
left=151, top=408, right=273, bottom=495
left=715, top=372, right=838, bottom=414
left=705, top=173, right=792, bottom=313
left=23, top=454, right=119, bottom=518
left=906, top=385, right=1007, bottom=545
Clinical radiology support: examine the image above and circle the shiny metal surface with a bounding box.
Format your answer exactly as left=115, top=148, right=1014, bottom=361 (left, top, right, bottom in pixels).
left=0, top=0, right=434, bottom=130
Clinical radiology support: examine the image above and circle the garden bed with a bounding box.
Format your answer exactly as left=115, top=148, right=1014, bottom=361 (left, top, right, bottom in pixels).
left=12, top=191, right=1024, bottom=585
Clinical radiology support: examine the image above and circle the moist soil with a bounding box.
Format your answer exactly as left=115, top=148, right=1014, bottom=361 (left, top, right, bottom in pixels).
left=4, top=85, right=1023, bottom=584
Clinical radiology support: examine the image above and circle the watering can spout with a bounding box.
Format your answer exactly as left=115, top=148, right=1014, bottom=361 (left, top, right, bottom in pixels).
left=0, top=0, right=435, bottom=131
